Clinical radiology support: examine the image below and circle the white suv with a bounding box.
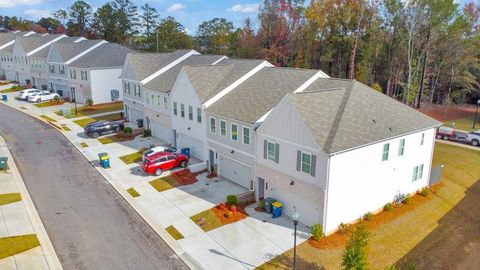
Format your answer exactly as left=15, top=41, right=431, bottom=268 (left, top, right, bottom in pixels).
left=18, top=88, right=41, bottom=101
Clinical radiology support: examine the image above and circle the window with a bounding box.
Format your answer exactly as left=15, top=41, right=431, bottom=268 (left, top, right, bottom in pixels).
left=220, top=120, right=226, bottom=136
left=163, top=97, right=168, bottom=110
left=173, top=102, right=178, bottom=116
left=398, top=138, right=405, bottom=156
left=210, top=117, right=216, bottom=133
left=188, top=106, right=193, bottom=120
left=266, top=141, right=279, bottom=162
left=157, top=95, right=161, bottom=107
left=243, top=127, right=250, bottom=145
left=197, top=108, right=202, bottom=123
left=72, top=70, right=76, bottom=79
left=412, top=164, right=424, bottom=181
left=231, top=123, right=238, bottom=141
left=420, top=133, right=425, bottom=145
left=146, top=93, right=150, bottom=104
left=302, top=153, right=312, bottom=174
left=49, top=64, right=54, bottom=73
left=80, top=70, right=87, bottom=80
left=382, top=143, right=389, bottom=161
left=59, top=65, right=65, bottom=74
left=180, top=104, right=185, bottom=118
left=296, top=150, right=316, bottom=176
left=134, top=84, right=140, bottom=97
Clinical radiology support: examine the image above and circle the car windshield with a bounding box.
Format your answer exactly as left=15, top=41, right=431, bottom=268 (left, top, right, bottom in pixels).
left=144, top=150, right=154, bottom=156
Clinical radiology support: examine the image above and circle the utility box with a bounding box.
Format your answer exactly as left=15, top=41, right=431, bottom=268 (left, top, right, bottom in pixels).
left=0, top=156, right=8, bottom=170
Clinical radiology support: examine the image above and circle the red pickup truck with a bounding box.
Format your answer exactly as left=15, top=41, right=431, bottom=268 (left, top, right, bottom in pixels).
left=436, top=126, right=456, bottom=140
left=142, top=152, right=189, bottom=176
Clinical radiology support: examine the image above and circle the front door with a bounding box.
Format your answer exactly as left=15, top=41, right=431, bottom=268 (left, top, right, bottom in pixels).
left=124, top=104, right=129, bottom=120
left=70, top=87, right=76, bottom=102
left=209, top=150, right=215, bottom=173
left=257, top=178, right=265, bottom=200
left=145, top=117, right=150, bottom=130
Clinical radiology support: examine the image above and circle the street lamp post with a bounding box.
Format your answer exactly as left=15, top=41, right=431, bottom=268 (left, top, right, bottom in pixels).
left=292, top=208, right=299, bottom=270
left=72, top=87, right=78, bottom=116
left=473, top=99, right=480, bottom=130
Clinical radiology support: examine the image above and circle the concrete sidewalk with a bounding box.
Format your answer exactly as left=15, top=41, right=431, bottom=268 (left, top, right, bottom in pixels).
left=0, top=136, right=62, bottom=270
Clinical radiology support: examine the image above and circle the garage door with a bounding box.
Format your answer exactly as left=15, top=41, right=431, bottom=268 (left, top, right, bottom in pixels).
left=219, top=156, right=251, bottom=189
left=177, top=134, right=204, bottom=160
left=129, top=108, right=143, bottom=123
left=151, top=121, right=173, bottom=144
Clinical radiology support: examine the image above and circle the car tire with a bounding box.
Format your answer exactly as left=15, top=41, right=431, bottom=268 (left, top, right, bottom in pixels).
left=155, top=168, right=162, bottom=176
left=92, top=132, right=100, bottom=138
left=53, top=96, right=59, bottom=101
left=442, top=135, right=449, bottom=140
left=436, top=134, right=442, bottom=139
left=472, top=140, right=479, bottom=147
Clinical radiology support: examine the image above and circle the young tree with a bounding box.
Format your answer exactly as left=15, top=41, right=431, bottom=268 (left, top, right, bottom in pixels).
left=156, top=16, right=194, bottom=52
left=93, top=3, right=117, bottom=42
left=197, top=18, right=234, bottom=54
left=53, top=9, right=68, bottom=25
left=342, top=225, right=370, bottom=270
left=140, top=3, right=159, bottom=50
left=37, top=17, right=60, bottom=33
left=110, top=0, right=140, bottom=45
left=66, top=1, right=93, bottom=36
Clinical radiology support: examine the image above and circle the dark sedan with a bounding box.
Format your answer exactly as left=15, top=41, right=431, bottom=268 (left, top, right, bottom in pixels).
left=84, top=120, right=124, bottom=138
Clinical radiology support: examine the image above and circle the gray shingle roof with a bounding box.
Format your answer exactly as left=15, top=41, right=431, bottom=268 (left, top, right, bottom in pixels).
left=16, top=34, right=64, bottom=54
left=206, top=67, right=319, bottom=124
left=0, top=33, right=15, bottom=47
left=46, top=39, right=104, bottom=61
left=143, top=55, right=225, bottom=93
left=30, top=36, right=85, bottom=59
left=0, top=43, right=13, bottom=53
left=183, top=65, right=234, bottom=103
left=126, top=49, right=195, bottom=81
left=288, top=78, right=442, bottom=154
left=68, top=43, right=134, bottom=68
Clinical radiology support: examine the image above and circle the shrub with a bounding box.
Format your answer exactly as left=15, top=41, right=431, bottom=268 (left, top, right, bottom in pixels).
left=338, top=223, right=352, bottom=235
left=86, top=98, right=94, bottom=107
left=259, top=199, right=266, bottom=209
left=420, top=187, right=431, bottom=197
left=217, top=202, right=228, bottom=211
left=143, top=129, right=152, bottom=137
left=226, top=195, right=238, bottom=206
left=311, top=224, right=324, bottom=240
left=384, top=203, right=394, bottom=212
left=363, top=212, right=374, bottom=221
left=123, top=127, right=133, bottom=135
left=342, top=224, right=370, bottom=270
left=402, top=196, right=412, bottom=205
left=229, top=205, right=237, bottom=212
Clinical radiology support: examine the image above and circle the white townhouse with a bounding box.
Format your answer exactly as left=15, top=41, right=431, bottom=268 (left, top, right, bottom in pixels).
left=0, top=31, right=35, bottom=81
left=67, top=43, right=133, bottom=104
left=30, top=36, right=85, bottom=90
left=121, top=49, right=200, bottom=126
left=142, top=54, right=226, bottom=143
left=169, top=58, right=273, bottom=161
left=12, top=34, right=68, bottom=85
left=204, top=67, right=328, bottom=190
left=46, top=39, right=107, bottom=98
left=255, top=78, right=441, bottom=233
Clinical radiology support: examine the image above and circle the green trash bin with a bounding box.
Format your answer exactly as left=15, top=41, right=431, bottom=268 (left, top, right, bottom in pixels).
left=0, top=156, right=8, bottom=170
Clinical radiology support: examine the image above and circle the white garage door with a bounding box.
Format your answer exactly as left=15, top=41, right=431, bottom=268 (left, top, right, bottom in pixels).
left=129, top=108, right=143, bottom=123
left=178, top=134, right=204, bottom=160
left=219, top=156, right=251, bottom=189
left=151, top=121, right=173, bottom=144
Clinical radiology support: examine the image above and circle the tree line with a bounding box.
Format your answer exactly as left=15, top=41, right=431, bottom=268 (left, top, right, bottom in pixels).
left=1, top=0, right=478, bottom=106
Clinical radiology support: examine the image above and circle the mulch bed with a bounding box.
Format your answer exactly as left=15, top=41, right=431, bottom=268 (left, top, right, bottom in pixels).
left=308, top=183, right=443, bottom=249
left=214, top=203, right=248, bottom=225
left=418, top=104, right=477, bottom=121
left=171, top=169, right=207, bottom=185
left=207, top=172, right=218, bottom=178
left=115, top=129, right=143, bottom=141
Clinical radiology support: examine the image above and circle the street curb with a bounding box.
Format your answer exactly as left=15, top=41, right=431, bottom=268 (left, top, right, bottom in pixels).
left=0, top=101, right=203, bottom=270
left=0, top=136, right=63, bottom=270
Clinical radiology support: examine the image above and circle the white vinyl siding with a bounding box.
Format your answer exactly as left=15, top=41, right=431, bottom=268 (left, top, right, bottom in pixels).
left=382, top=143, right=389, bottom=161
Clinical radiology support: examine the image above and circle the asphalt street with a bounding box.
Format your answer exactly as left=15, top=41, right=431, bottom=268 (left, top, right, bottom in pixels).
left=0, top=103, right=189, bottom=270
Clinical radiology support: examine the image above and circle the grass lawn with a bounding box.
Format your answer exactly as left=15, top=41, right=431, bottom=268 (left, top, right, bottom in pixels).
left=57, top=102, right=123, bottom=118
left=259, top=143, right=480, bottom=270
left=98, top=135, right=118, bottom=145
left=0, top=193, right=22, bottom=206
left=149, top=176, right=177, bottom=192
left=119, top=152, right=143, bottom=164
left=40, top=115, right=57, bottom=122
left=127, top=187, right=140, bottom=198
left=72, top=113, right=123, bottom=128
left=0, top=86, right=22, bottom=93
left=149, top=170, right=201, bottom=192
left=165, top=225, right=184, bottom=240
left=61, top=124, right=71, bottom=131
left=80, top=142, right=89, bottom=148
left=443, top=115, right=479, bottom=132
left=20, top=106, right=28, bottom=110
left=33, top=100, right=65, bottom=108
left=0, top=234, right=40, bottom=259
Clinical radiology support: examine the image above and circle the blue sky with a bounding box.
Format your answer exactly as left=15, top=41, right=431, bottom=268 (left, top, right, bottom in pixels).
left=0, top=0, right=262, bottom=34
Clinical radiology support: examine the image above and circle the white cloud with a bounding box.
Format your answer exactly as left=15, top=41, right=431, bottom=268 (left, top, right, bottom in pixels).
left=0, top=0, right=43, bottom=8
left=228, top=3, right=260, bottom=13
left=24, top=9, right=52, bottom=19
left=166, top=3, right=186, bottom=12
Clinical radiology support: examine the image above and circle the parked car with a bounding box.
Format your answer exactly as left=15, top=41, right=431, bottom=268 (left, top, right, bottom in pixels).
left=142, top=146, right=180, bottom=161
left=84, top=120, right=124, bottom=138
left=142, top=152, right=189, bottom=176
left=17, top=88, right=41, bottom=101
left=465, top=132, right=480, bottom=147
left=436, top=126, right=456, bottom=140
left=28, top=91, right=60, bottom=103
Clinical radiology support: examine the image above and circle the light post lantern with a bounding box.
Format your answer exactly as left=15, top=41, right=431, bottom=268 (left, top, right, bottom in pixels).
left=292, top=208, right=300, bottom=270
left=473, top=99, right=480, bottom=130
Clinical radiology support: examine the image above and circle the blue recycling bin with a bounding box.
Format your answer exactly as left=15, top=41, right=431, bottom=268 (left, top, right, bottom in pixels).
left=2, top=95, right=7, bottom=101
left=98, top=153, right=110, bottom=168
left=181, top=147, right=191, bottom=158
left=272, top=201, right=283, bottom=218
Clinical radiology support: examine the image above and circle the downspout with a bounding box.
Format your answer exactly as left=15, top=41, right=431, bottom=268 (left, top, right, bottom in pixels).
left=322, top=154, right=331, bottom=234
